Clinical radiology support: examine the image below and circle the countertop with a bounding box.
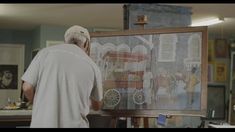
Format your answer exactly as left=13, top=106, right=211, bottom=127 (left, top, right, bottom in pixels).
left=0, top=110, right=32, bottom=116
left=0, top=109, right=102, bottom=116
left=208, top=123, right=235, bottom=128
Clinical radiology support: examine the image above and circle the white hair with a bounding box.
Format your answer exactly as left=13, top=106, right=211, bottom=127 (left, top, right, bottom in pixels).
left=64, top=25, right=90, bottom=54
left=64, top=25, right=90, bottom=48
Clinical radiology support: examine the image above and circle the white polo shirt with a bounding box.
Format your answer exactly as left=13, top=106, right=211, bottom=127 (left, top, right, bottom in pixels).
left=21, top=44, right=103, bottom=128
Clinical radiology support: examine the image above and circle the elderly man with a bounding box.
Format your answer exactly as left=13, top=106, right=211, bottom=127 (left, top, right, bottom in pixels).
left=21, top=25, right=103, bottom=128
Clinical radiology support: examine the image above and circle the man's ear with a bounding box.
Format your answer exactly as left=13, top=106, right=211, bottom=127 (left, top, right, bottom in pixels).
left=84, top=39, right=90, bottom=56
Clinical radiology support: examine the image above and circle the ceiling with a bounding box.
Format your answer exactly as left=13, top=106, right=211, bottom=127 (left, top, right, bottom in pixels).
left=0, top=4, right=235, bottom=38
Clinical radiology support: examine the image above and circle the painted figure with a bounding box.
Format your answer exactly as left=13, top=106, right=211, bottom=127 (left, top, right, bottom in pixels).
left=185, top=67, right=199, bottom=105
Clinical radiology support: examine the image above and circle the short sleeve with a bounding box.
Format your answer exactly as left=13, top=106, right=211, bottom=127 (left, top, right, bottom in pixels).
left=90, top=67, right=103, bottom=101
left=21, top=49, right=45, bottom=88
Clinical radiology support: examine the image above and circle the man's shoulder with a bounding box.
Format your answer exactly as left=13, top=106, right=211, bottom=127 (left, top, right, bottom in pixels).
left=44, top=44, right=79, bottom=53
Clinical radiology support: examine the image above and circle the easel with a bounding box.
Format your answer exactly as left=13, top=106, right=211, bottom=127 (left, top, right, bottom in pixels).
left=134, top=15, right=148, bottom=30
left=109, top=115, right=149, bottom=128
left=132, top=15, right=149, bottom=128
left=109, top=15, right=150, bottom=128
left=132, top=116, right=149, bottom=128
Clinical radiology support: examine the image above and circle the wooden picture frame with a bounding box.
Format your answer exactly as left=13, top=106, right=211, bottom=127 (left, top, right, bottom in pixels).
left=90, top=26, right=208, bottom=117
left=230, top=52, right=235, bottom=94
left=208, top=40, right=214, bottom=62
left=207, top=85, right=226, bottom=120
left=214, top=39, right=228, bottom=58
left=229, top=51, right=235, bottom=124
left=208, top=63, right=214, bottom=83
left=214, top=62, right=227, bottom=82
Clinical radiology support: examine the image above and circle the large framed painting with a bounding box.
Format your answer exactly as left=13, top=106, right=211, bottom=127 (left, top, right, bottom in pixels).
left=90, top=26, right=208, bottom=117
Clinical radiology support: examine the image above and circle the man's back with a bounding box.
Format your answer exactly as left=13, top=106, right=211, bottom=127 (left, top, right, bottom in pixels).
left=23, top=44, right=98, bottom=128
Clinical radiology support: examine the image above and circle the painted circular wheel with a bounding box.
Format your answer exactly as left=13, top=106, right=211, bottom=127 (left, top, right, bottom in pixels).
left=133, top=89, right=145, bottom=105
left=103, top=89, right=121, bottom=107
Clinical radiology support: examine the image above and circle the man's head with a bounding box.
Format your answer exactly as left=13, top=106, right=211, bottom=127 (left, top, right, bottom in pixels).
left=64, top=25, right=90, bottom=55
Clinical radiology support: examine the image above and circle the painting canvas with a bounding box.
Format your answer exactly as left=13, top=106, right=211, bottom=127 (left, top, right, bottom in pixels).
left=0, top=65, right=18, bottom=90
left=90, top=27, right=207, bottom=116
left=214, top=39, right=228, bottom=58
left=215, top=62, right=227, bottom=82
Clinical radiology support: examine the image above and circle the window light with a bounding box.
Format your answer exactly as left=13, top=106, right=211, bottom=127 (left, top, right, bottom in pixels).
left=191, top=17, right=224, bottom=27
